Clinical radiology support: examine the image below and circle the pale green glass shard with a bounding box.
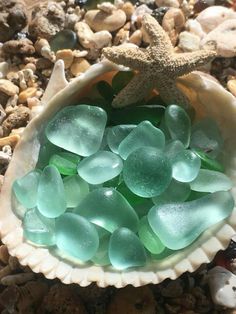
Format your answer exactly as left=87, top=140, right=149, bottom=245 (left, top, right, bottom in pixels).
left=190, top=169, right=233, bottom=193
left=37, top=137, right=62, bottom=169
left=77, top=151, right=123, bottom=184
left=13, top=170, right=41, bottom=209
left=37, top=165, right=66, bottom=218
left=75, top=188, right=139, bottom=233
left=123, top=147, right=172, bottom=197
left=191, top=148, right=224, bottom=172
left=63, top=175, right=89, bottom=208
left=138, top=216, right=165, bottom=254
left=148, top=191, right=234, bottom=250
left=152, top=179, right=190, bottom=205
left=46, top=105, right=107, bottom=156
left=107, top=124, right=136, bottom=154
left=165, top=104, right=191, bottom=148
left=108, top=227, right=147, bottom=270
left=49, top=152, right=81, bottom=176
left=118, top=120, right=165, bottom=160
left=23, top=208, right=56, bottom=246
left=55, top=213, right=99, bottom=261
left=172, top=149, right=201, bottom=182
left=91, top=234, right=110, bottom=266
left=165, top=140, right=185, bottom=164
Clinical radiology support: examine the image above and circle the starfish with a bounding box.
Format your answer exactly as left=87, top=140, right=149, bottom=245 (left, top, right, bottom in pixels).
left=103, top=14, right=216, bottom=109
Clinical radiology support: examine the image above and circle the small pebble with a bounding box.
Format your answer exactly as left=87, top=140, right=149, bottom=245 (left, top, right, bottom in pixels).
left=155, top=0, right=180, bottom=8
left=0, top=79, right=19, bottom=96
left=227, top=79, right=236, bottom=97
left=70, top=58, right=91, bottom=76
left=56, top=49, right=74, bottom=69
left=18, top=87, right=37, bottom=103
left=178, top=31, right=201, bottom=52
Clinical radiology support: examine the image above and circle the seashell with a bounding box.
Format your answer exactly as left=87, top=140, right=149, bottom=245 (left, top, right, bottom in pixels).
left=0, top=60, right=236, bottom=288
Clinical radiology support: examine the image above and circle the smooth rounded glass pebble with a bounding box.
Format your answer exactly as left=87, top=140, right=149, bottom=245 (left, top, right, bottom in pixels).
left=118, top=121, right=165, bottom=160
left=49, top=152, right=81, bottom=176
left=191, top=148, right=224, bottom=172
left=117, top=181, right=147, bottom=207
left=13, top=170, right=41, bottom=209
left=148, top=191, right=235, bottom=250
left=37, top=137, right=62, bottom=169
left=75, top=188, right=139, bottom=232
left=164, top=140, right=184, bottom=164
left=55, top=213, right=99, bottom=261
left=50, top=29, right=77, bottom=52
left=172, top=150, right=201, bottom=182
left=165, top=104, right=191, bottom=148
left=77, top=151, right=123, bottom=184
left=138, top=216, right=165, bottom=254
left=123, top=147, right=172, bottom=197
left=107, top=125, right=136, bottom=154
left=63, top=175, right=89, bottom=208
left=91, top=234, right=110, bottom=266
left=23, top=208, right=56, bottom=246
left=190, top=169, right=233, bottom=193
left=108, top=227, right=147, bottom=270
left=46, top=105, right=107, bottom=156
left=37, top=165, right=66, bottom=218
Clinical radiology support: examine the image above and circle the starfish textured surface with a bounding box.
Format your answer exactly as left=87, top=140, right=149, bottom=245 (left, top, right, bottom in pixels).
left=103, top=14, right=216, bottom=109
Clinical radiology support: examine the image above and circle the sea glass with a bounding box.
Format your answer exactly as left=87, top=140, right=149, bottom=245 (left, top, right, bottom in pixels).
left=165, top=104, right=191, bottom=148
left=118, top=121, right=165, bottom=160
left=190, top=169, right=233, bottom=193
left=152, top=179, right=190, bottom=205
left=91, top=234, right=110, bottom=266
left=138, top=216, right=165, bottom=254
left=50, top=29, right=77, bottom=52
left=23, top=208, right=56, bottom=246
left=46, top=105, right=107, bottom=156
left=191, top=148, right=224, bottom=172
left=123, top=147, right=172, bottom=197
left=148, top=191, right=235, bottom=250
left=63, top=175, right=89, bottom=208
left=37, top=137, right=62, bottom=169
left=77, top=151, right=123, bottom=184
left=75, top=188, right=139, bottom=232
left=13, top=170, right=41, bottom=209
left=108, top=227, right=147, bottom=270
left=37, top=165, right=66, bottom=218
left=112, top=71, right=134, bottom=94
left=96, top=81, right=114, bottom=102
left=117, top=181, right=147, bottom=207
left=55, top=213, right=99, bottom=261
left=172, top=149, right=201, bottom=182
left=49, top=152, right=81, bottom=175
left=164, top=140, right=184, bottom=164
left=107, top=125, right=136, bottom=154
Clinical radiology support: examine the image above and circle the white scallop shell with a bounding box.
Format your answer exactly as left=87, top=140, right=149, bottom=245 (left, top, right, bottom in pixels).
left=0, top=60, right=236, bottom=287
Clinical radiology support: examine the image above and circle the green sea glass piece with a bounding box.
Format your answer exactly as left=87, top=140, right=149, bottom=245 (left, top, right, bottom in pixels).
left=75, top=188, right=139, bottom=232
left=13, top=170, right=41, bottom=209
left=112, top=71, right=134, bottom=94
left=138, top=216, right=165, bottom=254
left=50, top=29, right=77, bottom=52
left=91, top=234, right=110, bottom=266
left=23, top=208, right=56, bottom=246
left=37, top=165, right=66, bottom=218
left=37, top=137, right=62, bottom=169
left=190, top=118, right=223, bottom=158
left=123, top=147, right=172, bottom=197
left=165, top=104, right=191, bottom=148
left=191, top=148, right=224, bottom=172
left=108, top=227, right=147, bottom=270
left=164, top=140, right=184, bottom=164
left=148, top=191, right=234, bottom=250
left=190, top=169, right=233, bottom=193
left=55, top=213, right=99, bottom=261
left=77, top=151, right=123, bottom=184
left=118, top=121, right=165, bottom=159
left=46, top=105, right=107, bottom=156
left=63, top=175, right=89, bottom=208
left=152, top=179, right=190, bottom=205
left=49, top=152, right=81, bottom=175
left=172, top=149, right=201, bottom=182
left=96, top=81, right=114, bottom=102
left=151, top=248, right=174, bottom=260
left=117, top=181, right=146, bottom=207
left=107, top=125, right=136, bottom=154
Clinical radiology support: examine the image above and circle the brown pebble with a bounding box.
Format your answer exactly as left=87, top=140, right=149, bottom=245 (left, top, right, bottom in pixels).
left=2, top=106, right=30, bottom=136
left=122, top=2, right=135, bottom=20
left=227, top=79, right=236, bottom=97
left=162, top=8, right=185, bottom=46
left=56, top=49, right=74, bottom=69
left=0, top=79, right=19, bottom=96
left=18, top=87, right=37, bottom=104
left=8, top=256, right=19, bottom=271
left=0, top=245, right=9, bottom=265
left=1, top=273, right=35, bottom=286
left=0, top=266, right=11, bottom=280
left=0, top=135, right=20, bottom=149
left=24, top=63, right=36, bottom=72
left=70, top=58, right=91, bottom=76
left=36, top=58, right=53, bottom=70
left=129, top=30, right=142, bottom=46
left=2, top=38, right=35, bottom=55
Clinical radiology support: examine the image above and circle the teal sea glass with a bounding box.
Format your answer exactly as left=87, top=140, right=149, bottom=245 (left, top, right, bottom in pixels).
left=50, top=29, right=77, bottom=52
left=148, top=191, right=235, bottom=250
left=37, top=137, right=62, bottom=169
left=63, top=175, right=89, bottom=208
left=164, top=140, right=184, bottom=164
left=91, top=234, right=110, bottom=266
left=107, top=125, right=136, bottom=154
left=49, top=152, right=81, bottom=175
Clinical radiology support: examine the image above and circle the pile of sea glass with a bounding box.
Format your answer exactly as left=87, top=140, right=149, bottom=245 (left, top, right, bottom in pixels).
left=12, top=100, right=235, bottom=270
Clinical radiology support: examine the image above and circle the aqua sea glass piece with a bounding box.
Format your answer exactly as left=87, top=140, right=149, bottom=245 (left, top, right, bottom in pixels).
left=108, top=227, right=147, bottom=270
left=151, top=248, right=174, bottom=260
left=138, top=216, right=165, bottom=254
left=46, top=105, right=107, bottom=156
left=118, top=121, right=165, bottom=160
left=13, top=170, right=41, bottom=209
left=49, top=152, right=81, bottom=176
left=186, top=190, right=208, bottom=201
left=63, top=175, right=89, bottom=208
left=37, top=136, right=62, bottom=169
left=190, top=169, right=233, bottom=193
left=99, top=127, right=110, bottom=151
left=107, top=125, right=136, bottom=154
left=55, top=213, right=99, bottom=261
left=50, top=29, right=77, bottom=52
left=123, top=147, right=172, bottom=197
left=172, top=149, right=201, bottom=182
left=190, top=118, right=223, bottom=158
left=165, top=104, right=191, bottom=148
left=91, top=234, right=110, bottom=266
left=23, top=208, right=56, bottom=246
left=77, top=151, right=123, bottom=184
left=191, top=148, right=224, bottom=172
left=37, top=165, right=66, bottom=218
left=164, top=140, right=184, bottom=164
left=152, top=179, right=190, bottom=205
left=75, top=188, right=139, bottom=232
left=117, top=181, right=146, bottom=207
left=148, top=191, right=235, bottom=250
